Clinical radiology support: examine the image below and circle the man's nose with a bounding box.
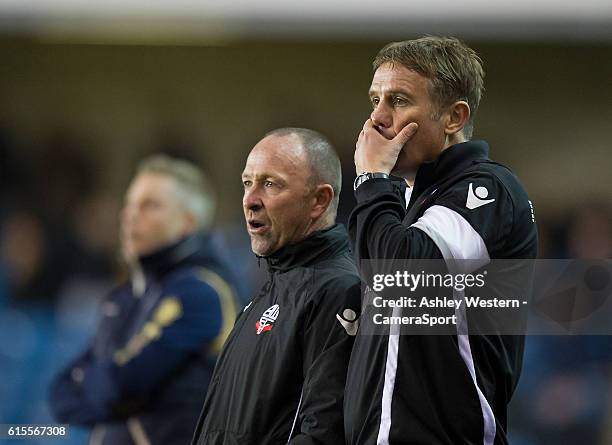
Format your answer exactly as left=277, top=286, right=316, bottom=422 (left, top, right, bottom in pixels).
left=243, top=187, right=263, bottom=212
left=371, top=103, right=392, bottom=128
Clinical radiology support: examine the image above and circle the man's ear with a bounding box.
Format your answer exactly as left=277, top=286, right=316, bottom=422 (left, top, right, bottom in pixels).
left=444, top=101, right=471, bottom=136
left=310, top=184, right=334, bottom=220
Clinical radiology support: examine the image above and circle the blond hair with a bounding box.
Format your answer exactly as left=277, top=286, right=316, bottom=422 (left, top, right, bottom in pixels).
left=374, top=36, right=485, bottom=139
left=136, top=154, right=215, bottom=230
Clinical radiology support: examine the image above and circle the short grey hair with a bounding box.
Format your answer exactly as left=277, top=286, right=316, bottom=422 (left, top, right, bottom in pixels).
left=136, top=154, right=215, bottom=230
left=264, top=127, right=342, bottom=219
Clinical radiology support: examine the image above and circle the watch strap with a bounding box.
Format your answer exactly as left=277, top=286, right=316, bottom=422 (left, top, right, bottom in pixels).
left=354, top=172, right=390, bottom=190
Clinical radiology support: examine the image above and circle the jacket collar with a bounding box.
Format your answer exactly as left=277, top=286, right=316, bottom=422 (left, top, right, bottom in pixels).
left=409, top=139, right=490, bottom=207
left=263, top=224, right=349, bottom=272
left=137, top=232, right=221, bottom=279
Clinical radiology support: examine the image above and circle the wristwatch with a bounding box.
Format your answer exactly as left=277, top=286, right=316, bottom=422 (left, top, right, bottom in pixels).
left=353, top=172, right=390, bottom=190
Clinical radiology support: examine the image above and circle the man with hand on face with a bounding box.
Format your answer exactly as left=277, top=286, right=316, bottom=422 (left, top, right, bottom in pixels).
left=191, top=128, right=361, bottom=445
left=50, top=155, right=239, bottom=445
left=346, top=37, right=537, bottom=444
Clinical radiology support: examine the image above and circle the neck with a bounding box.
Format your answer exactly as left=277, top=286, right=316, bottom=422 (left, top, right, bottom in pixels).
left=446, top=132, right=467, bottom=147
left=304, top=215, right=333, bottom=239
left=402, top=133, right=467, bottom=185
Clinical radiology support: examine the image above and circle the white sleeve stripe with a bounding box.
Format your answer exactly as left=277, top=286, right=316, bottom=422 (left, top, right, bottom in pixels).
left=410, top=205, right=490, bottom=265
left=454, top=290, right=497, bottom=445
left=412, top=205, right=496, bottom=445
left=286, top=389, right=303, bottom=443
left=375, top=308, right=401, bottom=445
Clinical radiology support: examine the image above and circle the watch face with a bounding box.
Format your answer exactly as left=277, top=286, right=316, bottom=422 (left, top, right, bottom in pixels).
left=353, top=173, right=368, bottom=191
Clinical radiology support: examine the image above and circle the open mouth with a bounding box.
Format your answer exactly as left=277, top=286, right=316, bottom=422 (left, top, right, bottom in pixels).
left=248, top=219, right=268, bottom=233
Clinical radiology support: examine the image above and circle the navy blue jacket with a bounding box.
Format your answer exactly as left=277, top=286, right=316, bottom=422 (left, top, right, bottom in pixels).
left=50, top=233, right=239, bottom=445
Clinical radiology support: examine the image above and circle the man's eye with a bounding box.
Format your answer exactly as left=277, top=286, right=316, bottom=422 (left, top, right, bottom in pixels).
left=370, top=97, right=380, bottom=108
left=242, top=180, right=252, bottom=188
left=393, top=96, right=406, bottom=105
left=264, top=181, right=274, bottom=187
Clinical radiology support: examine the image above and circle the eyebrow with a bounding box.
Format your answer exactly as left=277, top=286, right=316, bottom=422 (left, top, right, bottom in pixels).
left=368, top=89, right=415, bottom=99
left=241, top=172, right=287, bottom=184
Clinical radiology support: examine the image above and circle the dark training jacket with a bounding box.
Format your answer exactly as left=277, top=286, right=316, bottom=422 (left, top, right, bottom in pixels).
left=345, top=141, right=538, bottom=445
left=50, top=233, right=239, bottom=445
left=192, top=224, right=362, bottom=445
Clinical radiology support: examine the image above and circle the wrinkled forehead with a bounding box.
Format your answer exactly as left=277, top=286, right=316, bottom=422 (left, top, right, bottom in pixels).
left=243, top=134, right=309, bottom=178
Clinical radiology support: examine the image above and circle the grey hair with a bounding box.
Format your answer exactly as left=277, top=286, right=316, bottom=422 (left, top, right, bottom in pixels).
left=136, top=154, right=215, bottom=230
left=264, top=127, right=342, bottom=220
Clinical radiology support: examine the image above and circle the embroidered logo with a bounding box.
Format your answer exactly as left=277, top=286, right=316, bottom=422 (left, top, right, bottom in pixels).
left=256, top=304, right=279, bottom=335
left=466, top=183, right=495, bottom=210
left=336, top=308, right=359, bottom=336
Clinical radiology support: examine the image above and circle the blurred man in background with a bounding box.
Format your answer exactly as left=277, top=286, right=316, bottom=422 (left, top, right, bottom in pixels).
left=49, top=154, right=239, bottom=445
left=192, top=128, right=361, bottom=444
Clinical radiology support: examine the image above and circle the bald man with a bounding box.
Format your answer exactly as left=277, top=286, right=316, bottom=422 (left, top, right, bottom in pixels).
left=192, top=128, right=361, bottom=445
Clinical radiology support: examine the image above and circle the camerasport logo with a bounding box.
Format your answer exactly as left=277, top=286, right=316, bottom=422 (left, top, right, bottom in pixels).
left=256, top=304, right=280, bottom=335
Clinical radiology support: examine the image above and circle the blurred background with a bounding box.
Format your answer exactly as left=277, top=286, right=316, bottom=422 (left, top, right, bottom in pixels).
left=0, top=0, right=610, bottom=444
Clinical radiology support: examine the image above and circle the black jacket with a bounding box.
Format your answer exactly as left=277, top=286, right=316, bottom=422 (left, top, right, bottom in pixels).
left=346, top=141, right=538, bottom=445
left=192, top=224, right=361, bottom=445
left=50, top=233, right=239, bottom=445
